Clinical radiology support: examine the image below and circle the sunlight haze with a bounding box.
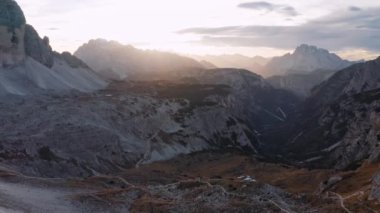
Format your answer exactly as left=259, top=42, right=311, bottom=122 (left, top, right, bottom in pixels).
left=17, top=0, right=380, bottom=60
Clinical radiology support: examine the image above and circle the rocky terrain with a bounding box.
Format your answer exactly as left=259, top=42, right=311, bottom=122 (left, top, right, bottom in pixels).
left=0, top=66, right=302, bottom=178
left=267, top=70, right=335, bottom=97
left=1, top=0, right=380, bottom=212
left=0, top=152, right=336, bottom=213
left=309, top=57, right=380, bottom=107
left=0, top=3, right=107, bottom=96
left=270, top=58, right=380, bottom=171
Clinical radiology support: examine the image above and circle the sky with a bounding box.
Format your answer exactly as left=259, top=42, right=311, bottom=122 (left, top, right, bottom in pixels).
left=17, top=0, right=380, bottom=60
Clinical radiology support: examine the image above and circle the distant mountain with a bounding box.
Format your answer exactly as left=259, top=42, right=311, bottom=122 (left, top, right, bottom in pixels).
left=265, top=44, right=353, bottom=76
left=191, top=54, right=270, bottom=76
left=0, top=1, right=107, bottom=96
left=74, top=39, right=205, bottom=80
left=199, top=60, right=217, bottom=69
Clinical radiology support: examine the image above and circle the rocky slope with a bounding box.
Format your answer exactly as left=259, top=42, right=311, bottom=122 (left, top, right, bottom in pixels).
left=276, top=58, right=380, bottom=170
left=0, top=83, right=250, bottom=177
left=74, top=39, right=204, bottom=80
left=0, top=1, right=107, bottom=96
left=265, top=44, right=352, bottom=76
left=267, top=70, right=335, bottom=97
left=309, top=57, right=380, bottom=107
left=0, top=67, right=300, bottom=178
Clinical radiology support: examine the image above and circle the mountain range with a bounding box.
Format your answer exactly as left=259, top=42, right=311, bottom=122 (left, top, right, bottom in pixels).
left=1, top=0, right=380, bottom=212
left=74, top=39, right=205, bottom=80
left=192, top=45, right=357, bottom=97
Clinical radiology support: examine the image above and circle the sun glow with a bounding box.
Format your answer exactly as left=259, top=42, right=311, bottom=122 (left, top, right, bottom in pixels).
left=17, top=0, right=380, bottom=59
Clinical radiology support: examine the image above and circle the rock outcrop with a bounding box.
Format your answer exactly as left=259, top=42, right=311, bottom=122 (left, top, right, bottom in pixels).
left=24, top=24, right=54, bottom=68
left=267, top=70, right=335, bottom=97
left=0, top=0, right=108, bottom=95
left=309, top=58, right=380, bottom=107
left=0, top=0, right=26, bottom=67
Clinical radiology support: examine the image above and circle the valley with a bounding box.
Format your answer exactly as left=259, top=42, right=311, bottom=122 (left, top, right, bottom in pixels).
left=1, top=0, right=380, bottom=212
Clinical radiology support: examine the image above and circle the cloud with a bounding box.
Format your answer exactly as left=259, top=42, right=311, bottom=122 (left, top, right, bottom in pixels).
left=47, top=27, right=59, bottom=31
left=349, top=6, right=362, bottom=11
left=21, top=0, right=107, bottom=17
left=238, top=1, right=299, bottom=16
left=179, top=7, right=380, bottom=52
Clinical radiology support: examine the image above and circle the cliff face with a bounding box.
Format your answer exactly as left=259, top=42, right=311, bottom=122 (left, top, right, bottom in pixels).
left=0, top=0, right=26, bottom=67
left=272, top=58, right=380, bottom=170
left=24, top=24, right=54, bottom=68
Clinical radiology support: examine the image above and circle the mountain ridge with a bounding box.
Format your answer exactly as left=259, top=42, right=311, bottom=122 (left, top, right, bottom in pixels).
left=265, top=44, right=353, bottom=76
left=74, top=39, right=205, bottom=80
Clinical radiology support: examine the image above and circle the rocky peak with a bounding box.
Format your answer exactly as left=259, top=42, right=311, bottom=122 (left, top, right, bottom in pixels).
left=294, top=44, right=329, bottom=55
left=24, top=24, right=54, bottom=67
left=0, top=0, right=25, bottom=29
left=0, top=0, right=26, bottom=67
left=265, top=44, right=352, bottom=76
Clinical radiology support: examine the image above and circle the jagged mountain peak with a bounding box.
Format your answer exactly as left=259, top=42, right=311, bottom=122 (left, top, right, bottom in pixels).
left=83, top=38, right=135, bottom=50
left=265, top=44, right=353, bottom=76
left=294, top=44, right=330, bottom=55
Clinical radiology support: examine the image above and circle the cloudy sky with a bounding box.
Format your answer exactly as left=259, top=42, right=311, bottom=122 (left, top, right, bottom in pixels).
left=17, top=0, right=380, bottom=60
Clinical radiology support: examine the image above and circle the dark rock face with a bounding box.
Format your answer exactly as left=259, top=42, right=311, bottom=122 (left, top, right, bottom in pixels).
left=273, top=58, right=380, bottom=169
left=170, top=69, right=301, bottom=154
left=55, top=51, right=90, bottom=69
left=24, top=24, right=54, bottom=68
left=267, top=70, right=335, bottom=97
left=0, top=0, right=26, bottom=67
left=309, top=59, right=380, bottom=108
left=284, top=91, right=380, bottom=169
left=370, top=172, right=380, bottom=201
left=0, top=0, right=26, bottom=29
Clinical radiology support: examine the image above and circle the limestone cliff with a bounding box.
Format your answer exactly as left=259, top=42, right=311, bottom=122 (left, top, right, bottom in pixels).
left=0, top=0, right=26, bottom=67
